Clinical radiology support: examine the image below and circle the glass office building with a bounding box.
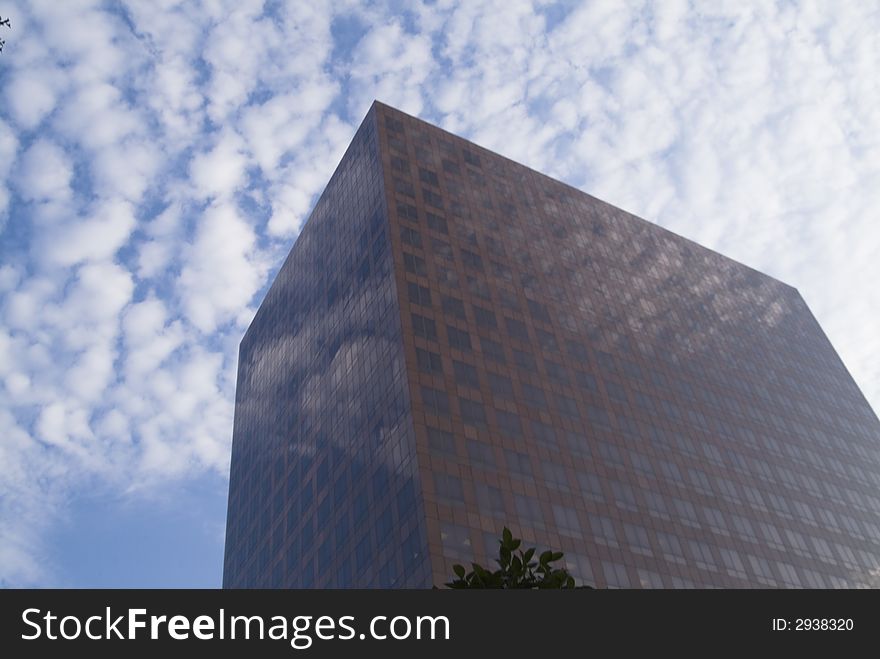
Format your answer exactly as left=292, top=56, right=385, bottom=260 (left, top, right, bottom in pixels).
left=223, top=102, right=880, bottom=588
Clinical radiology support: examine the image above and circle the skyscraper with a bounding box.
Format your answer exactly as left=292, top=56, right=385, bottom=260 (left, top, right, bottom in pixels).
left=223, top=101, right=880, bottom=589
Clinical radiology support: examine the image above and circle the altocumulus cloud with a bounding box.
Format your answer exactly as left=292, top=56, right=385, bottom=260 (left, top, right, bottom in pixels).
left=0, top=0, right=878, bottom=586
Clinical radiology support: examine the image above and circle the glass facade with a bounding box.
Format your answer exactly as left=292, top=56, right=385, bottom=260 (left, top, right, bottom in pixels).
left=224, top=101, right=880, bottom=589
left=223, top=107, right=429, bottom=588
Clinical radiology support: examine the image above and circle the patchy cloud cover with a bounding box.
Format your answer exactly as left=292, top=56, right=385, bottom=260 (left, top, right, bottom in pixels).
left=0, top=0, right=878, bottom=586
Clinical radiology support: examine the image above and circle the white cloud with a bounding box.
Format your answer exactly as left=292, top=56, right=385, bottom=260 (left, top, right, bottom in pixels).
left=188, top=129, right=250, bottom=201
left=178, top=202, right=265, bottom=333
left=348, top=19, right=434, bottom=117
left=5, top=70, right=62, bottom=131
left=16, top=139, right=72, bottom=202
left=0, top=119, right=18, bottom=225
left=41, top=199, right=137, bottom=267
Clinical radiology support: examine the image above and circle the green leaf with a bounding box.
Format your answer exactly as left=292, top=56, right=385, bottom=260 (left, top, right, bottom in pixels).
left=453, top=564, right=466, bottom=579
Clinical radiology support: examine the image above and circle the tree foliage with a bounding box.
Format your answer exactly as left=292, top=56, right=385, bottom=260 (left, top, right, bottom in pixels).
left=0, top=16, right=10, bottom=54
left=445, top=527, right=585, bottom=589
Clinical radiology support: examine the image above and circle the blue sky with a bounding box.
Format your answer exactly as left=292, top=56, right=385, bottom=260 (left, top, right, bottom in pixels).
left=1, top=0, right=878, bottom=587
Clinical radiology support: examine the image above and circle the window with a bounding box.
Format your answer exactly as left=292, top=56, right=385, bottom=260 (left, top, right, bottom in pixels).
left=566, top=340, right=588, bottom=362
left=398, top=483, right=416, bottom=519
left=499, top=288, right=519, bottom=309
left=376, top=505, right=393, bottom=539
left=335, top=514, right=351, bottom=551
left=460, top=248, right=484, bottom=271
left=720, top=548, right=747, bottom=579
left=440, top=522, right=472, bottom=561
left=441, top=159, right=459, bottom=175
left=575, top=370, right=598, bottom=392
left=505, top=317, right=529, bottom=342
left=416, top=348, right=442, bottom=374
left=411, top=313, right=437, bottom=341
left=590, top=515, right=618, bottom=547
left=659, top=460, right=682, bottom=483
left=672, top=497, right=700, bottom=526
left=611, top=480, right=638, bottom=511
left=515, top=495, right=544, bottom=528
left=426, top=212, right=448, bottom=234
left=784, top=529, right=811, bottom=557
left=553, top=504, right=581, bottom=536
left=566, top=431, right=590, bottom=457
left=688, top=467, right=712, bottom=493
left=459, top=397, right=486, bottom=426
left=602, top=562, right=631, bottom=588
left=605, top=380, right=628, bottom=403
left=535, top=328, right=558, bottom=352
left=556, top=394, right=580, bottom=418
left=624, top=524, right=653, bottom=556
left=505, top=450, right=532, bottom=478
left=487, top=372, right=514, bottom=399
left=421, top=386, right=449, bottom=416
left=637, top=569, right=665, bottom=589
left=434, top=472, right=464, bottom=505
left=463, top=149, right=481, bottom=167
left=419, top=167, right=439, bottom=186
left=730, top=514, right=757, bottom=541
left=397, top=202, right=418, bottom=221
left=436, top=265, right=458, bottom=287
left=645, top=490, right=670, bottom=519
left=355, top=536, right=371, bottom=574
left=545, top=360, right=569, bottom=384
left=467, top=275, right=490, bottom=300
left=496, top=409, right=523, bottom=437
left=432, top=238, right=453, bottom=261
left=577, top=472, right=604, bottom=501
left=630, top=452, right=655, bottom=477
left=394, top=177, right=415, bottom=197
left=403, top=252, right=426, bottom=276
left=385, top=116, right=404, bottom=133
left=453, top=360, right=479, bottom=388
left=702, top=506, right=729, bottom=534
left=746, top=555, right=777, bottom=585
left=492, top=260, right=513, bottom=282
left=542, top=462, right=568, bottom=489
left=527, top=299, right=551, bottom=323
left=473, top=305, right=497, bottom=329
left=513, top=348, right=536, bottom=371
left=521, top=382, right=547, bottom=409
left=586, top=405, right=611, bottom=430
left=423, top=188, right=444, bottom=208
left=427, top=427, right=455, bottom=456
left=564, top=554, right=595, bottom=587
left=530, top=420, right=556, bottom=447
left=687, top=542, right=719, bottom=576
left=758, top=522, right=785, bottom=551
left=408, top=282, right=432, bottom=307
left=447, top=325, right=472, bottom=351
left=475, top=483, right=505, bottom=516
left=598, top=441, right=625, bottom=468
left=441, top=295, right=466, bottom=319
left=467, top=440, right=495, bottom=469
left=657, top=532, right=686, bottom=562
left=480, top=336, right=506, bottom=363
left=400, top=226, right=422, bottom=248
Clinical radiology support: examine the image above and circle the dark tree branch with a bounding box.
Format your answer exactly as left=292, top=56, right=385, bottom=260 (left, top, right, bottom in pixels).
left=0, top=16, right=10, bottom=54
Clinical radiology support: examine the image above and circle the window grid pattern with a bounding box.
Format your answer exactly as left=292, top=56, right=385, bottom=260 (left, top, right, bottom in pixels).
left=377, top=102, right=880, bottom=589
